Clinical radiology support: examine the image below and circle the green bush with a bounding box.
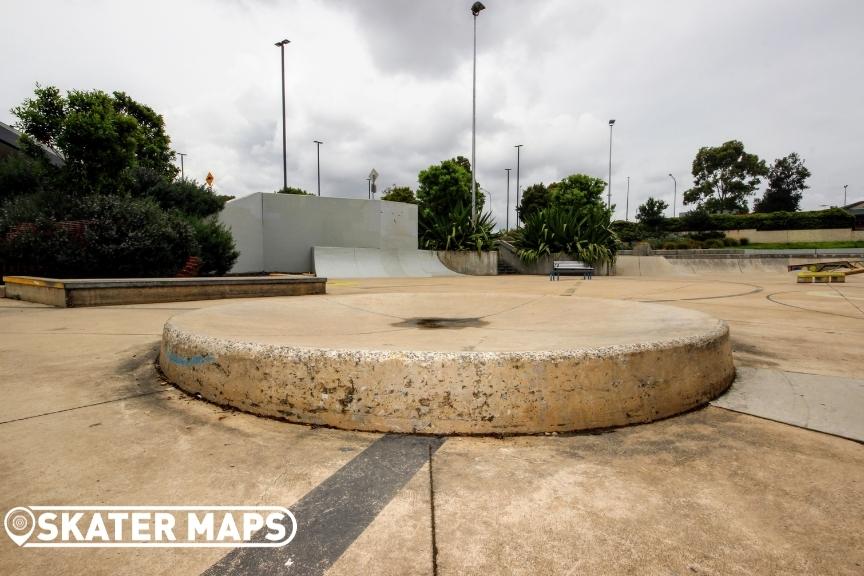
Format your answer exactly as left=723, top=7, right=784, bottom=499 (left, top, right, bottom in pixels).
left=668, top=208, right=853, bottom=232
left=1, top=195, right=195, bottom=278
left=512, top=204, right=618, bottom=267
left=722, top=237, right=740, bottom=246
left=703, top=238, right=725, bottom=248
left=419, top=203, right=496, bottom=251
left=186, top=217, right=239, bottom=275
left=739, top=237, right=750, bottom=246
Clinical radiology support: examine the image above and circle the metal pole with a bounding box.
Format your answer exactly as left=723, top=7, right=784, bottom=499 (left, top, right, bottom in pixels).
left=515, top=144, right=523, bottom=226
left=626, top=176, right=630, bottom=221
left=314, top=140, right=323, bottom=196
left=668, top=173, right=677, bottom=217
left=607, top=119, right=615, bottom=208
left=505, top=168, right=511, bottom=230
left=844, top=184, right=848, bottom=206
left=470, top=12, right=478, bottom=224
left=367, top=178, right=371, bottom=200
left=178, top=153, right=186, bottom=180
left=275, top=40, right=290, bottom=191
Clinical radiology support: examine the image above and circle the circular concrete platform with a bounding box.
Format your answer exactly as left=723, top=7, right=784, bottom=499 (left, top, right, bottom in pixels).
left=159, top=293, right=734, bottom=434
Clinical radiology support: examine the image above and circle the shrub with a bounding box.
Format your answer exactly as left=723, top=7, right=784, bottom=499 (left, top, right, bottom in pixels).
left=722, top=237, right=740, bottom=246
left=703, top=238, right=725, bottom=248
left=739, top=237, right=750, bottom=246
left=667, top=208, right=853, bottom=232
left=186, top=217, right=239, bottom=275
left=512, top=205, right=618, bottom=267
left=419, top=203, right=496, bottom=252
left=0, top=195, right=195, bottom=278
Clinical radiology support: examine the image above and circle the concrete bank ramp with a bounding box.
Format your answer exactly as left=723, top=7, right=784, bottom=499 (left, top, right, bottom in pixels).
left=616, top=255, right=793, bottom=276
left=313, top=246, right=461, bottom=278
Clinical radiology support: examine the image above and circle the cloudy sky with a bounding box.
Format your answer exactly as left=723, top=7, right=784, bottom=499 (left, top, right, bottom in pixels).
left=2, top=0, right=862, bottom=226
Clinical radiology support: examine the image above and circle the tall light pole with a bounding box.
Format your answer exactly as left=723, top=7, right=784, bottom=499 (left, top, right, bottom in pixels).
left=470, top=2, right=486, bottom=224
left=366, top=178, right=371, bottom=199
left=607, top=119, right=615, bottom=208
left=275, top=39, right=290, bottom=192
left=626, top=176, right=630, bottom=221
left=668, top=173, right=677, bottom=217
left=177, top=152, right=187, bottom=180
left=843, top=184, right=848, bottom=206
left=313, top=140, right=323, bottom=196
left=505, top=168, right=511, bottom=230
left=515, top=144, right=523, bottom=226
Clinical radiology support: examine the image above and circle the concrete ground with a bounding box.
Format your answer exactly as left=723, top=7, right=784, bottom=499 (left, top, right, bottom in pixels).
left=1, top=272, right=863, bottom=575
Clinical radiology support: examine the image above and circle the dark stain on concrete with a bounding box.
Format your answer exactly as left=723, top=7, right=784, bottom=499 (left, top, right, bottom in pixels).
left=390, top=317, right=489, bottom=330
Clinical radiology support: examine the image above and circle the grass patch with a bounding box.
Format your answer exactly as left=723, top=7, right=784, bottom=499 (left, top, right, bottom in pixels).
left=745, top=241, right=864, bottom=250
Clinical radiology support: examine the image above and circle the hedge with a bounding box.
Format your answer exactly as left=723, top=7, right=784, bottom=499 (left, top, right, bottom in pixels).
left=666, top=208, right=853, bottom=232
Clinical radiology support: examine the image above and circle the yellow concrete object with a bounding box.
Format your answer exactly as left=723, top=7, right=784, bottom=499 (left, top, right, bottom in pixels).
left=159, top=293, right=734, bottom=434
left=797, top=271, right=846, bottom=283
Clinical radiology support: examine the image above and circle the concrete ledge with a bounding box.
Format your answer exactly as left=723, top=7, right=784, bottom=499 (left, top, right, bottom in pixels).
left=159, top=293, right=734, bottom=435
left=1, top=275, right=326, bottom=307
left=436, top=250, right=498, bottom=275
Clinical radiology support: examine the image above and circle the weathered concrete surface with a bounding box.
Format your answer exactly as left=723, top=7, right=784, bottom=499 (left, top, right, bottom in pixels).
left=713, top=367, right=864, bottom=441
left=2, top=275, right=326, bottom=307
left=2, top=273, right=863, bottom=575
left=159, top=294, right=733, bottom=434
left=313, top=246, right=460, bottom=278
left=435, top=250, right=497, bottom=275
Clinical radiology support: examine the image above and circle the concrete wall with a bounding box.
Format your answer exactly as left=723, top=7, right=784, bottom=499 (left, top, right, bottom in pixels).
left=724, top=228, right=864, bottom=243
left=436, top=251, right=498, bottom=275
left=219, top=193, right=418, bottom=273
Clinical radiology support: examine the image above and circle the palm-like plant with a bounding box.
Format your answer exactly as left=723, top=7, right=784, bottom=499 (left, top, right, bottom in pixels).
left=419, top=203, right=496, bottom=252
left=513, top=204, right=618, bottom=266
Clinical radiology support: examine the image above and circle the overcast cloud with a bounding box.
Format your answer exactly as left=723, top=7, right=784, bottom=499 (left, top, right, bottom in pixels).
left=2, top=0, right=862, bottom=225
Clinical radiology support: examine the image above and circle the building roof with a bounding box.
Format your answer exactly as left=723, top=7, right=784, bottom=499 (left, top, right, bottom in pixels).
left=0, top=120, right=65, bottom=166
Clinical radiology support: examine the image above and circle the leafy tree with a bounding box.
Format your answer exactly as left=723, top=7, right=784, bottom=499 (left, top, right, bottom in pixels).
left=548, top=174, right=609, bottom=214
left=683, top=140, right=767, bottom=213
left=517, top=183, right=550, bottom=220
left=12, top=85, right=178, bottom=194
left=417, top=157, right=483, bottom=219
left=275, top=186, right=310, bottom=195
left=0, top=154, right=49, bottom=201
left=636, top=197, right=669, bottom=232
left=381, top=186, right=417, bottom=204
left=127, top=168, right=226, bottom=217
left=419, top=203, right=495, bottom=252
left=753, top=152, right=810, bottom=213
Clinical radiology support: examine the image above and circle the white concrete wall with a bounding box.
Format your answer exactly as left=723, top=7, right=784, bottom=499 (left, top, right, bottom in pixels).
left=219, top=193, right=418, bottom=273
left=218, top=194, right=264, bottom=273
left=724, top=228, right=864, bottom=243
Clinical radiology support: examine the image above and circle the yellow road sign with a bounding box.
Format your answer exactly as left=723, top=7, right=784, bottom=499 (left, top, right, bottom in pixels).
left=205, top=172, right=214, bottom=187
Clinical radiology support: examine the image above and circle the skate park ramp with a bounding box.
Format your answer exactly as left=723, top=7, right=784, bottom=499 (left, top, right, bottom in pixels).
left=616, top=255, right=824, bottom=276
left=313, top=246, right=461, bottom=278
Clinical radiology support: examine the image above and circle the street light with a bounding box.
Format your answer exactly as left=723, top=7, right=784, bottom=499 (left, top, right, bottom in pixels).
left=668, top=173, right=677, bottom=217
left=177, top=152, right=187, bottom=180
left=607, top=119, right=615, bottom=208
left=470, top=1, right=486, bottom=224
left=275, top=39, right=290, bottom=192
left=313, top=140, right=323, bottom=196
left=505, top=168, right=511, bottom=230
left=626, top=176, right=630, bottom=221
left=515, top=144, right=523, bottom=226
left=843, top=184, right=848, bottom=206
left=366, top=178, right=371, bottom=199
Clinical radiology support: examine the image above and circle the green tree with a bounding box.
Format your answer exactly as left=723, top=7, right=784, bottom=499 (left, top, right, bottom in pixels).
left=683, top=140, right=768, bottom=213
left=12, top=85, right=178, bottom=194
left=417, top=157, right=483, bottom=219
left=381, top=186, right=417, bottom=204
left=636, top=197, right=669, bottom=232
left=753, top=153, right=811, bottom=213
left=517, top=183, right=550, bottom=221
left=275, top=186, right=311, bottom=195
left=549, top=174, right=608, bottom=213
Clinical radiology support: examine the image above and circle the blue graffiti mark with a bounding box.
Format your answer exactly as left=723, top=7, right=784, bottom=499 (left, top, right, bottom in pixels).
left=165, top=348, right=216, bottom=367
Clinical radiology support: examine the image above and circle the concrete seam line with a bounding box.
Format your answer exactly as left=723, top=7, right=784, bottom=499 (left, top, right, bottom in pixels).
left=429, top=443, right=439, bottom=576
left=709, top=405, right=863, bottom=445
left=0, top=389, right=173, bottom=425
left=202, top=434, right=446, bottom=576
